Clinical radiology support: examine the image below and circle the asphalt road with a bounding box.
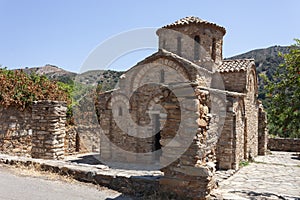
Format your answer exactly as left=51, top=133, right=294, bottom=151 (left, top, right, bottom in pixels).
left=0, top=165, right=131, bottom=200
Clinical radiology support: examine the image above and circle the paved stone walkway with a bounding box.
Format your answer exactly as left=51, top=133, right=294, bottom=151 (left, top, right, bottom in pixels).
left=213, top=151, right=300, bottom=200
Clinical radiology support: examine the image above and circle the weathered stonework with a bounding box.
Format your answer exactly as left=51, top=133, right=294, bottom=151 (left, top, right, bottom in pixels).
left=94, top=16, right=268, bottom=199
left=268, top=138, right=300, bottom=152
left=0, top=100, right=68, bottom=160
left=258, top=103, right=268, bottom=155
left=72, top=94, right=102, bottom=153
left=31, top=101, right=67, bottom=160
left=216, top=94, right=245, bottom=170
left=0, top=106, right=32, bottom=156
left=158, top=86, right=217, bottom=199
left=64, top=126, right=78, bottom=155
left=97, top=81, right=217, bottom=199
left=216, top=59, right=263, bottom=169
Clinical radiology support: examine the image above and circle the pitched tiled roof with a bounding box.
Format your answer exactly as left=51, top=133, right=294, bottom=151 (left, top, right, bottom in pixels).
left=218, top=59, right=255, bottom=73
left=162, top=16, right=226, bottom=35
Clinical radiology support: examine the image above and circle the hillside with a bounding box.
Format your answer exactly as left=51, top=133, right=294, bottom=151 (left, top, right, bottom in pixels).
left=228, top=45, right=289, bottom=78
left=22, top=64, right=77, bottom=84
left=76, top=70, right=124, bottom=91
left=19, top=65, right=124, bottom=91
left=17, top=45, right=290, bottom=97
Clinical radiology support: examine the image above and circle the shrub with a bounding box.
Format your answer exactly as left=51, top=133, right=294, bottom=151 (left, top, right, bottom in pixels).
left=0, top=67, right=70, bottom=109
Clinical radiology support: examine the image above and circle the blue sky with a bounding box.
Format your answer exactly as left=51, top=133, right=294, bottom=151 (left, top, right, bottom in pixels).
left=0, top=0, right=299, bottom=72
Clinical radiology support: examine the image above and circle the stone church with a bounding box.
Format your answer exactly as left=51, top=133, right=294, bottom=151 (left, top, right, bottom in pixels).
left=95, top=16, right=268, bottom=199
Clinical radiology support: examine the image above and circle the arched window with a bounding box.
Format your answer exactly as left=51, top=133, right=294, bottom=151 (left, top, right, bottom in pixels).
left=118, top=106, right=123, bottom=116
left=162, top=40, right=166, bottom=49
left=211, top=38, right=216, bottom=61
left=177, top=36, right=182, bottom=56
left=160, top=69, right=165, bottom=83
left=160, top=38, right=166, bottom=49
left=194, top=35, right=200, bottom=60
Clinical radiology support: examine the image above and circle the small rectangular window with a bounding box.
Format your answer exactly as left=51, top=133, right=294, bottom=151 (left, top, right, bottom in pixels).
left=177, top=36, right=182, bottom=56
left=162, top=40, right=166, bottom=49
left=160, top=69, right=165, bottom=83
left=212, top=38, right=216, bottom=61
left=194, top=35, right=200, bottom=60
left=118, top=107, right=123, bottom=116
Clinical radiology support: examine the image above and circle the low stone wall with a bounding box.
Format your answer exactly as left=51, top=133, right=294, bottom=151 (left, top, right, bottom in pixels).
left=0, top=100, right=67, bottom=159
left=0, top=135, right=32, bottom=157
left=0, top=106, right=32, bottom=156
left=64, top=126, right=78, bottom=155
left=268, top=138, right=300, bottom=152
left=31, top=101, right=67, bottom=160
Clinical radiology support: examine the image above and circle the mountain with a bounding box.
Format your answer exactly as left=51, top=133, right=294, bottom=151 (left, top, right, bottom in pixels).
left=21, top=64, right=77, bottom=84
left=17, top=45, right=290, bottom=97
left=75, top=70, right=124, bottom=91
left=228, top=45, right=289, bottom=78
left=19, top=64, right=124, bottom=91
left=227, top=45, right=290, bottom=100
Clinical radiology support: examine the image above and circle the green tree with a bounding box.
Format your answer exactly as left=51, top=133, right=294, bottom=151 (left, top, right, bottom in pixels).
left=263, top=39, right=300, bottom=138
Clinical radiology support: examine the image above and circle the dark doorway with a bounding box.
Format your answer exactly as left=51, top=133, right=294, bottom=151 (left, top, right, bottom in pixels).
left=244, top=117, right=248, bottom=159
left=75, top=132, right=80, bottom=152
left=153, top=114, right=162, bottom=160
left=194, top=35, right=200, bottom=60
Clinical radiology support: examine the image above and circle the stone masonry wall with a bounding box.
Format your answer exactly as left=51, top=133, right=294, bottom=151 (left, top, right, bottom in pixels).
left=158, top=24, right=224, bottom=65
left=216, top=95, right=245, bottom=170
left=64, top=126, right=78, bottom=155
left=97, top=82, right=217, bottom=199
left=158, top=86, right=217, bottom=199
left=216, top=108, right=234, bottom=169
left=244, top=70, right=259, bottom=159
left=97, top=84, right=178, bottom=164
left=268, top=138, right=300, bottom=152
left=233, top=99, right=245, bottom=169
left=258, top=103, right=268, bottom=155
left=221, top=71, right=246, bottom=93
left=31, top=101, right=67, bottom=160
left=71, top=93, right=102, bottom=153
left=0, top=101, right=68, bottom=159
left=0, top=106, right=32, bottom=156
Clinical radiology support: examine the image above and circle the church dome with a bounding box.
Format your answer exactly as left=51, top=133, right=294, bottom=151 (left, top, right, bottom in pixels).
left=160, top=16, right=226, bottom=36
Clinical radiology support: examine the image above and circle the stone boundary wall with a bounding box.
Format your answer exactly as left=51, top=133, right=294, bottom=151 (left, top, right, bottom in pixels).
left=0, top=135, right=32, bottom=157
left=268, top=138, right=300, bottom=152
left=0, top=100, right=68, bottom=159
left=31, top=101, right=67, bottom=160
left=64, top=126, right=78, bottom=155
left=0, top=106, right=32, bottom=156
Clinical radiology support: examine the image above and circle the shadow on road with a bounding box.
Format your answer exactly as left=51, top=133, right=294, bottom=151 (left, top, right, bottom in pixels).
left=291, top=153, right=300, bottom=161
left=105, top=194, right=133, bottom=200
left=231, top=190, right=300, bottom=200
left=69, top=154, right=103, bottom=165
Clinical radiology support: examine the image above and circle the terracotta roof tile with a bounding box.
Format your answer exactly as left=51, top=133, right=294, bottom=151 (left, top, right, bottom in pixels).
left=162, top=16, right=226, bottom=35
left=218, top=59, right=255, bottom=73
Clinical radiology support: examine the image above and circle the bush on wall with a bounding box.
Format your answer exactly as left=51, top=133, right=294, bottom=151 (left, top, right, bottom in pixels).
left=0, top=68, right=70, bottom=109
